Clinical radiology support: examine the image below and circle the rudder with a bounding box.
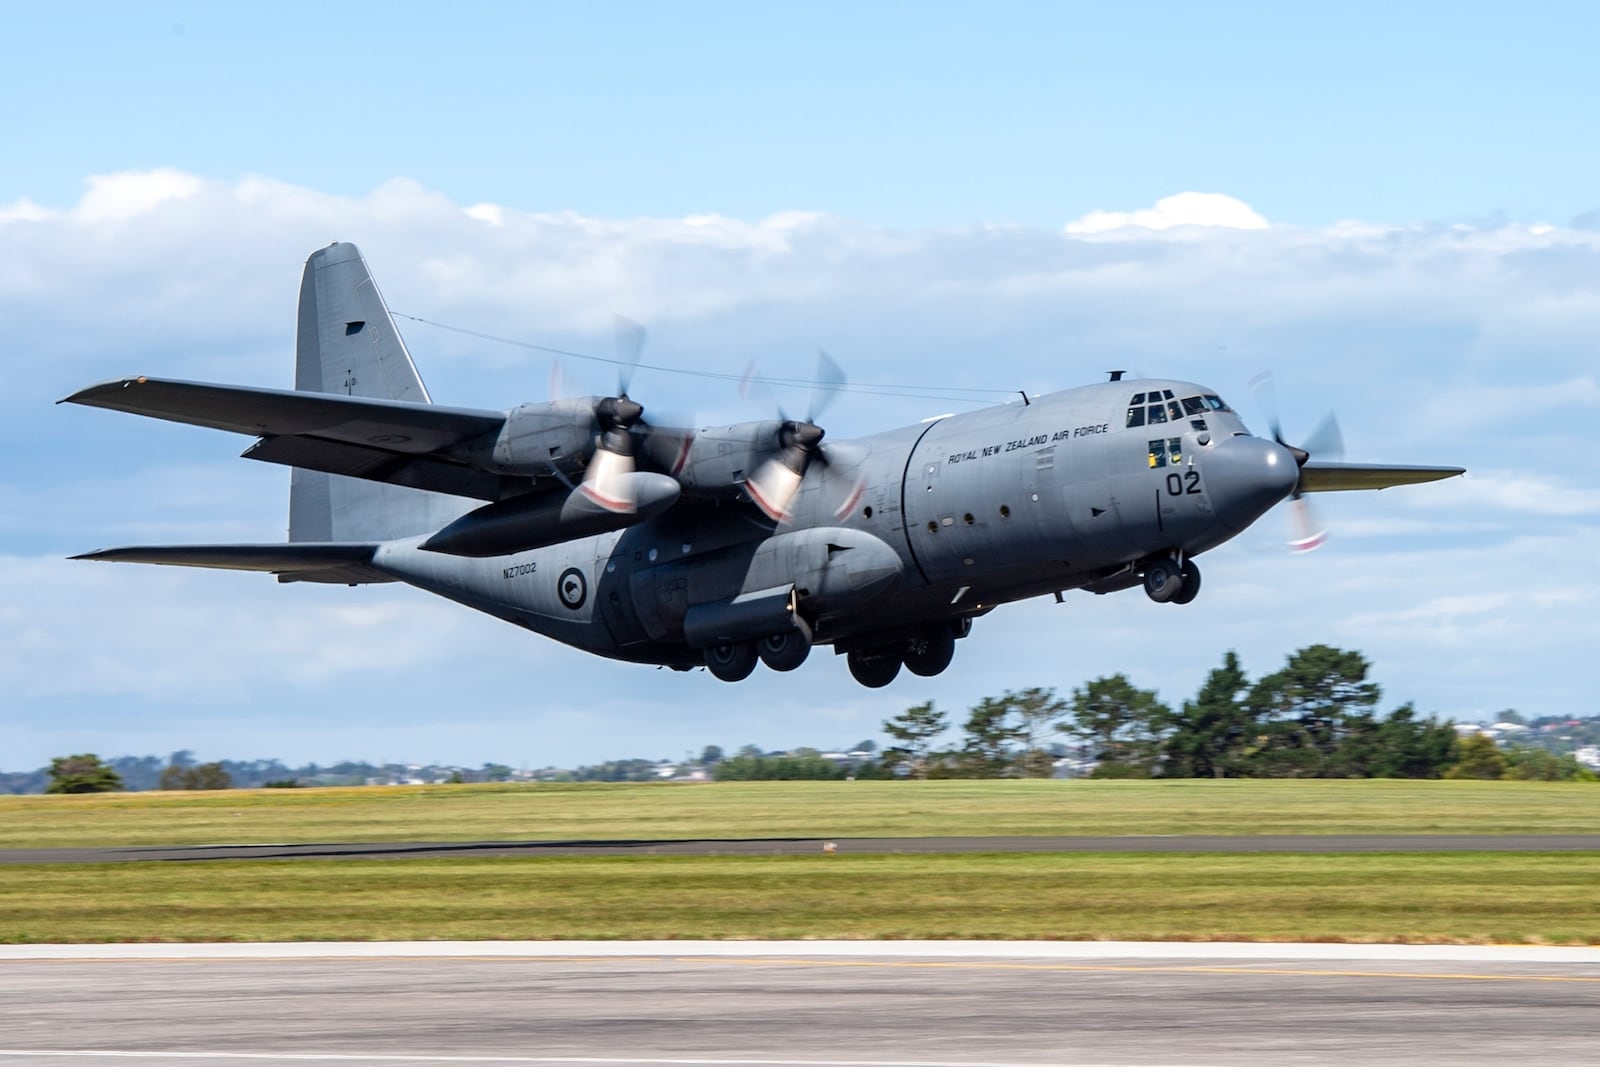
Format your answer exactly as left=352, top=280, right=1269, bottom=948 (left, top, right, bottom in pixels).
left=288, top=243, right=464, bottom=542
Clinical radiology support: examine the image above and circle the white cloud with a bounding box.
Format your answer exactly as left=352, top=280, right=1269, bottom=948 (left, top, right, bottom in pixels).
left=74, top=168, right=204, bottom=222
left=1064, top=192, right=1270, bottom=234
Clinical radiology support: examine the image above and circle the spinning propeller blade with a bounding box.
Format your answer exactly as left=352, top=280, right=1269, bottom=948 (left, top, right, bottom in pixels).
left=745, top=351, right=865, bottom=523
left=1250, top=372, right=1342, bottom=552
left=577, top=318, right=651, bottom=514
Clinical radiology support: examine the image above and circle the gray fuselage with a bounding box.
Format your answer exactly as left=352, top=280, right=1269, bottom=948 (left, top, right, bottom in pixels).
left=369, top=378, right=1288, bottom=668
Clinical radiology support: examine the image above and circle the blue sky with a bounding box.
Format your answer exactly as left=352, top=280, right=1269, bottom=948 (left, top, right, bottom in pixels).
left=2, top=2, right=1597, bottom=771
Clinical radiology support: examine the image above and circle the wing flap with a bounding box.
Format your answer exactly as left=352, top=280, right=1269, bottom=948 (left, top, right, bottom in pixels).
left=1299, top=463, right=1465, bottom=493
left=71, top=543, right=390, bottom=585
left=61, top=377, right=504, bottom=455
left=243, top=435, right=511, bottom=502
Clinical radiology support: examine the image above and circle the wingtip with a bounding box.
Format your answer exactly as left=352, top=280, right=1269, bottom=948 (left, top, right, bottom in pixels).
left=60, top=376, right=148, bottom=406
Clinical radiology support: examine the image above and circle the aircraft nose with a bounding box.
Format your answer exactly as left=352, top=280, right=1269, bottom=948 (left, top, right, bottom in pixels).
left=1203, top=435, right=1301, bottom=520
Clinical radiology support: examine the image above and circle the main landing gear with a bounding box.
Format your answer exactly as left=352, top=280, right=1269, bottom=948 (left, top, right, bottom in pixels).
left=706, top=618, right=967, bottom=687
left=845, top=621, right=962, bottom=688
left=705, top=618, right=815, bottom=681
left=1143, top=555, right=1201, bottom=605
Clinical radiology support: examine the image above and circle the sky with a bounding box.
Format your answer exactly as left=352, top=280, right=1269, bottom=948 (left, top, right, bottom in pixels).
left=3, top=1, right=1598, bottom=771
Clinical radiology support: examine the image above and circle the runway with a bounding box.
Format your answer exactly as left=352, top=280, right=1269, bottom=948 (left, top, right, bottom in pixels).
left=4, top=833, right=1599, bottom=864
left=2, top=942, right=1597, bottom=1066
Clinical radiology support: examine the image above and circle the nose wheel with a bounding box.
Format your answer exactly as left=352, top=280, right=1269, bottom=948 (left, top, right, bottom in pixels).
left=1144, top=556, right=1201, bottom=604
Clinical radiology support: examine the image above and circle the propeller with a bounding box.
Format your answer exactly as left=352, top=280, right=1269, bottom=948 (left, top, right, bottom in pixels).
left=1249, top=372, right=1345, bottom=552
left=576, top=317, right=649, bottom=513
left=745, top=351, right=866, bottom=523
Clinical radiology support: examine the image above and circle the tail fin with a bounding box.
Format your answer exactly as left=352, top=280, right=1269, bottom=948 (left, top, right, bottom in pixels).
left=288, top=243, right=465, bottom=542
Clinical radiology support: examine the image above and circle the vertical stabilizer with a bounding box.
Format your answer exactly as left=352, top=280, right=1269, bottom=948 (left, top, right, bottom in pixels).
left=289, top=243, right=465, bottom=542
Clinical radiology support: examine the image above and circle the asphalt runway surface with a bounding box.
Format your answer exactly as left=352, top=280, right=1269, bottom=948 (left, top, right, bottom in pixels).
left=2, top=942, right=1598, bottom=1066
left=5, top=833, right=1599, bottom=864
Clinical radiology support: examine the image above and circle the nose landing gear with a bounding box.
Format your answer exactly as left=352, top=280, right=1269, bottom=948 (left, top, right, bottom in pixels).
left=1144, top=555, right=1201, bottom=605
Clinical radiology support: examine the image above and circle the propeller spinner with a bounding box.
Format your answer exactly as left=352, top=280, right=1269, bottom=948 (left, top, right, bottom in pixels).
left=744, top=352, right=866, bottom=523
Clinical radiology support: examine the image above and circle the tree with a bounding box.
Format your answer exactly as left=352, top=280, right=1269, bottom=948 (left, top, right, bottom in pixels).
left=699, top=745, right=725, bottom=765
left=853, top=739, right=878, bottom=754
left=1446, top=733, right=1509, bottom=780
left=1368, top=704, right=1459, bottom=779
left=881, top=701, right=949, bottom=779
left=1006, top=687, right=1069, bottom=777
left=1161, top=651, right=1253, bottom=778
left=46, top=754, right=123, bottom=794
left=954, top=695, right=1026, bottom=777
left=1069, top=675, right=1169, bottom=777
left=160, top=762, right=234, bottom=790
left=1505, top=746, right=1594, bottom=782
left=1246, top=645, right=1381, bottom=777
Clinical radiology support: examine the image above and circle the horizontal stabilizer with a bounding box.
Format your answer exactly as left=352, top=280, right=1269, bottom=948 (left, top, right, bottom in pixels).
left=60, top=377, right=504, bottom=453
left=71, top=543, right=388, bottom=585
left=1299, top=463, right=1465, bottom=493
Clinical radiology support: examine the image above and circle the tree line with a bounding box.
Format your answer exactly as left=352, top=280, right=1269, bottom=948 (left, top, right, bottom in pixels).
left=17, top=644, right=1595, bottom=792
left=878, top=644, right=1595, bottom=781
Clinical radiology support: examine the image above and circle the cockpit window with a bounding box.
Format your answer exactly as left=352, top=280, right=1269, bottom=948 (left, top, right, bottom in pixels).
left=1130, top=390, right=1230, bottom=428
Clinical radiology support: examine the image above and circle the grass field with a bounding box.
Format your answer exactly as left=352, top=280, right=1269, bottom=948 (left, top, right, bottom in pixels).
left=5, top=852, right=1597, bottom=945
left=6, top=780, right=1595, bottom=944
left=2, top=778, right=1596, bottom=849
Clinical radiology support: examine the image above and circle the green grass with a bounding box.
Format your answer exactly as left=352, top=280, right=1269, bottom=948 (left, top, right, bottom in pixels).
left=3, top=779, right=1596, bottom=849
left=4, top=852, right=1597, bottom=945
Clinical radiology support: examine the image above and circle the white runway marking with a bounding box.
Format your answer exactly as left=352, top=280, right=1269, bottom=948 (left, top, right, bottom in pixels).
left=3, top=939, right=1598, bottom=963
left=0, top=1055, right=1180, bottom=1067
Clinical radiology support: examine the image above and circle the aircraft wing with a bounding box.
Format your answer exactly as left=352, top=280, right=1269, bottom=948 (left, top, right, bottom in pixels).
left=71, top=542, right=390, bottom=585
left=1299, top=462, right=1465, bottom=493
left=61, top=377, right=514, bottom=501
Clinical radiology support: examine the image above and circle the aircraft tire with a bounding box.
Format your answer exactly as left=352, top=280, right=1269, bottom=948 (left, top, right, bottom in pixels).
left=1143, top=556, right=1183, bottom=603
left=847, top=649, right=902, bottom=688
left=1173, top=560, right=1202, bottom=605
left=705, top=641, right=758, bottom=682
left=758, top=628, right=811, bottom=672
left=903, top=625, right=956, bottom=677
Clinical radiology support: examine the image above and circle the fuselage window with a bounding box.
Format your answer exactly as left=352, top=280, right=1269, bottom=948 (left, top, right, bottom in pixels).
left=1168, top=436, right=1183, bottom=466
left=1126, top=405, right=1146, bottom=428
left=1148, top=439, right=1167, bottom=468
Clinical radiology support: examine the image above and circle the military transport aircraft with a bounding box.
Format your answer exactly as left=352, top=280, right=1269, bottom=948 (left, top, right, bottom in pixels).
left=63, top=243, right=1464, bottom=687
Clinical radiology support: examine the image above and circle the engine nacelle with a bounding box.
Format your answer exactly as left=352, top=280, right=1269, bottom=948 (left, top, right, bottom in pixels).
left=463, top=399, right=599, bottom=477
left=419, top=473, right=680, bottom=557
left=669, top=421, right=785, bottom=496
